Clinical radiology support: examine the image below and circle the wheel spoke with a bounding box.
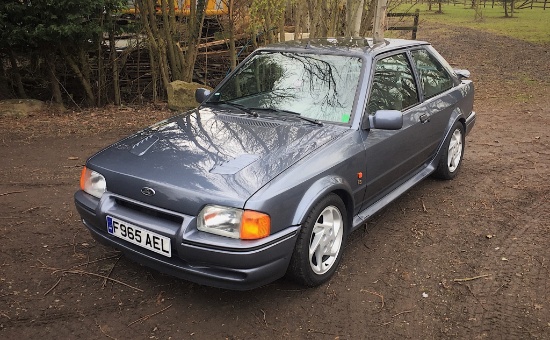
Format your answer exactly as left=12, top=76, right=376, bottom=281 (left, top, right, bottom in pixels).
left=309, top=232, right=322, bottom=257
left=449, top=139, right=457, bottom=150
left=314, top=249, right=323, bottom=270
left=321, top=209, right=334, bottom=225
left=326, top=249, right=338, bottom=257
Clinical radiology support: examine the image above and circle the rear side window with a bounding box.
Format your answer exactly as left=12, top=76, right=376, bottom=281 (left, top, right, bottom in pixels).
left=411, top=49, right=454, bottom=99
left=368, top=53, right=419, bottom=114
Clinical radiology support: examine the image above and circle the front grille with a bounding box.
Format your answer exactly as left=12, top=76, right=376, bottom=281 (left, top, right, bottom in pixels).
left=114, top=198, right=183, bottom=225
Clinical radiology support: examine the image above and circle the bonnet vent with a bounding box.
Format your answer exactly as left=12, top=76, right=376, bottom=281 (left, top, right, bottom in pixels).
left=215, top=114, right=281, bottom=128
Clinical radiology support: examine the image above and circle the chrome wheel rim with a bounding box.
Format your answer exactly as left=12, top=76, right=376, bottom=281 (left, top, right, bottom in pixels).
left=309, top=205, right=344, bottom=275
left=447, top=129, right=463, bottom=173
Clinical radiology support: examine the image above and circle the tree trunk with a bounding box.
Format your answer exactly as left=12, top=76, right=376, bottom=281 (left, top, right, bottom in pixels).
left=62, top=49, right=96, bottom=105
left=360, top=0, right=378, bottom=37
left=161, top=0, right=182, bottom=80
left=306, top=0, right=317, bottom=38
left=97, top=14, right=104, bottom=106
left=348, top=0, right=365, bottom=36
left=158, top=41, right=171, bottom=92
left=108, top=25, right=121, bottom=105
left=279, top=8, right=286, bottom=42
left=79, top=49, right=91, bottom=91
left=45, top=54, right=63, bottom=106
left=8, top=50, right=26, bottom=98
left=265, top=11, right=273, bottom=44
left=294, top=0, right=303, bottom=39
left=183, top=0, right=206, bottom=82
left=504, top=0, right=509, bottom=16
left=0, top=58, right=11, bottom=99
left=138, top=0, right=164, bottom=100
left=373, top=0, right=388, bottom=43
left=474, top=0, right=483, bottom=20
left=146, top=0, right=170, bottom=90
left=318, top=0, right=328, bottom=37
left=228, top=0, right=237, bottom=71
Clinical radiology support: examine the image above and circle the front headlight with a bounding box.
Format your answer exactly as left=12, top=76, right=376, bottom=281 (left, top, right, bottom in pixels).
left=197, top=205, right=270, bottom=240
left=80, top=166, right=106, bottom=199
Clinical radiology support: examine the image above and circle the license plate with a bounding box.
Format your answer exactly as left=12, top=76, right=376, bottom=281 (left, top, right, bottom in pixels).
left=106, top=216, right=171, bottom=257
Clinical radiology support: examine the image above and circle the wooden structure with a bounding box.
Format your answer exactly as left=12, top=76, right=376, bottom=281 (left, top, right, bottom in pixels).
left=387, top=9, right=420, bottom=40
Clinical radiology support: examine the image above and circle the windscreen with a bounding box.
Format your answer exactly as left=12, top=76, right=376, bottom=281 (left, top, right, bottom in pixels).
left=209, top=51, right=363, bottom=124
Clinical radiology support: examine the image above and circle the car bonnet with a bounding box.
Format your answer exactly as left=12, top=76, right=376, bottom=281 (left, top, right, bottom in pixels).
left=86, top=107, right=347, bottom=215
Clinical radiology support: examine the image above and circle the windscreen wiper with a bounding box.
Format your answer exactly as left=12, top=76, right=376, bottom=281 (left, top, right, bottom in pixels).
left=248, top=107, right=323, bottom=126
left=206, top=101, right=258, bottom=118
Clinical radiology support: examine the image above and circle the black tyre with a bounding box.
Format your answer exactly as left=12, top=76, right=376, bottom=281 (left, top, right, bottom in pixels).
left=432, top=121, right=465, bottom=180
left=287, top=194, right=347, bottom=287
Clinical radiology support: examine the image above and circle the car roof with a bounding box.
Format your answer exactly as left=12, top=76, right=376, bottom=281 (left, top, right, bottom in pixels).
left=260, top=37, right=430, bottom=56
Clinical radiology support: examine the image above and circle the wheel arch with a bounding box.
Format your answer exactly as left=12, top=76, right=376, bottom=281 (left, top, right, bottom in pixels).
left=291, top=176, right=354, bottom=230
left=332, top=189, right=354, bottom=233
left=430, top=108, right=467, bottom=170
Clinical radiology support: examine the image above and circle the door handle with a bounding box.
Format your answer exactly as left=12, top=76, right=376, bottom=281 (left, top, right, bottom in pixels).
left=420, top=114, right=430, bottom=123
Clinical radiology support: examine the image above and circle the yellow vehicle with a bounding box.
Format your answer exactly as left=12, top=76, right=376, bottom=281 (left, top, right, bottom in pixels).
left=122, top=0, right=227, bottom=18
left=180, top=0, right=228, bottom=16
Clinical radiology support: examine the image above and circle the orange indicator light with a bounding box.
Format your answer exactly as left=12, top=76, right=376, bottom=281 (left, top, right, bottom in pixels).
left=80, top=166, right=88, bottom=190
left=241, top=211, right=271, bottom=240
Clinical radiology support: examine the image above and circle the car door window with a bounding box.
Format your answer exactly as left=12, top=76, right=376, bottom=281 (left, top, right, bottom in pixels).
left=368, top=53, right=419, bottom=114
left=411, top=49, right=454, bottom=99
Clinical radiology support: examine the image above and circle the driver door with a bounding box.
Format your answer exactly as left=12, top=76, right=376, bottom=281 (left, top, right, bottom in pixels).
left=360, top=51, right=434, bottom=209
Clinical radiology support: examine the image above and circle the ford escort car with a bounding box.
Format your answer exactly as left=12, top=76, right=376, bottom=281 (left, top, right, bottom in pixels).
left=75, top=38, right=475, bottom=290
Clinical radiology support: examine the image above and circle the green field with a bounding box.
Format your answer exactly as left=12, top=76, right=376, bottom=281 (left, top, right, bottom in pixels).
left=394, top=3, right=550, bottom=43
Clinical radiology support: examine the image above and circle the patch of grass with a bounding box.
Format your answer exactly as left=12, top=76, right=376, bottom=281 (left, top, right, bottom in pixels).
left=518, top=73, right=537, bottom=85
left=393, top=3, right=550, bottom=44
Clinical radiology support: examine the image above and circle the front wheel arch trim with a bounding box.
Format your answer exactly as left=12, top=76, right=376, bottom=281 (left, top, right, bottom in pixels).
left=291, top=176, right=354, bottom=231
left=430, top=110, right=467, bottom=171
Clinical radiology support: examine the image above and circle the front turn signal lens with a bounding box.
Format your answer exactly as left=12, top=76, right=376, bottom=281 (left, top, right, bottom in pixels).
left=80, top=166, right=88, bottom=191
left=240, top=211, right=271, bottom=240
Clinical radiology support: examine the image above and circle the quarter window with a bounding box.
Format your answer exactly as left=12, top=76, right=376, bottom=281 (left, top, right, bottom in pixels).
left=368, top=53, right=419, bottom=114
left=411, top=49, right=454, bottom=99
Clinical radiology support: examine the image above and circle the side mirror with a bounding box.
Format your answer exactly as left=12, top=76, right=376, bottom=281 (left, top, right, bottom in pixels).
left=454, top=69, right=470, bottom=80
left=363, top=110, right=403, bottom=130
left=195, top=88, right=212, bottom=103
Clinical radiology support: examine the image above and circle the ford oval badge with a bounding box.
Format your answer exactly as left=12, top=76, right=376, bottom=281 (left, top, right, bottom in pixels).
left=141, top=187, right=156, bottom=197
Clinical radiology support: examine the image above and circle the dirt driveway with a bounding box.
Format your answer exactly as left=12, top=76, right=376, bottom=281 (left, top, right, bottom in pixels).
left=1, top=24, right=549, bottom=339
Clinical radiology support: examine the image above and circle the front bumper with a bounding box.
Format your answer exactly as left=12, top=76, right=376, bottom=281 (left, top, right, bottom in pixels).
left=74, top=190, right=299, bottom=290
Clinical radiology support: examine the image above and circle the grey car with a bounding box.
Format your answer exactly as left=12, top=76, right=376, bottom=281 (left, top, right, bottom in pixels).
left=75, top=38, right=475, bottom=290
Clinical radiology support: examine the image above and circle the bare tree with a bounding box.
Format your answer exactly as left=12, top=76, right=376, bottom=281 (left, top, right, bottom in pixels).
left=347, top=0, right=365, bottom=37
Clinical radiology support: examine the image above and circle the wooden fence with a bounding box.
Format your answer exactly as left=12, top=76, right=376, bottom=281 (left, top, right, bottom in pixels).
left=387, top=9, right=420, bottom=40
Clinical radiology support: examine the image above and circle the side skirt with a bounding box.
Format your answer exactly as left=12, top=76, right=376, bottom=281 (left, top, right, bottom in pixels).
left=351, top=163, right=436, bottom=230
